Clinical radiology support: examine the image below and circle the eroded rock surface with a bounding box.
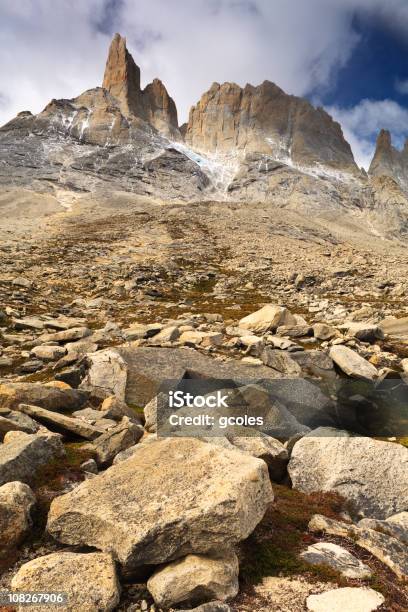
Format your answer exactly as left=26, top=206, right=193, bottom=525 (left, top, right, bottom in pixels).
left=47, top=438, right=273, bottom=569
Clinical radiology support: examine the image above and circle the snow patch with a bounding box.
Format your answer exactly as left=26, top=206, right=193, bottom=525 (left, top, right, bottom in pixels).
left=79, top=110, right=92, bottom=140
left=168, top=141, right=240, bottom=192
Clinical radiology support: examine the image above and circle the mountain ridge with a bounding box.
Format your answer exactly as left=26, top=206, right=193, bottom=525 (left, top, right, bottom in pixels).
left=2, top=32, right=408, bottom=244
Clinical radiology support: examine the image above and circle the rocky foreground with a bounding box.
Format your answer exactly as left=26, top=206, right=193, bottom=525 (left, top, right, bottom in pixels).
left=1, top=223, right=408, bottom=610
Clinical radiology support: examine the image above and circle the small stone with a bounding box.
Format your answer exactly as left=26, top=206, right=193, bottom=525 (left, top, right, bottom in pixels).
left=306, top=587, right=384, bottom=612
left=329, top=345, right=378, bottom=380
left=31, top=345, right=67, bottom=361
left=239, top=304, right=296, bottom=334
left=147, top=551, right=239, bottom=608
left=12, top=277, right=32, bottom=289
left=313, top=323, right=336, bottom=340
left=80, top=458, right=98, bottom=474
left=300, top=542, right=372, bottom=578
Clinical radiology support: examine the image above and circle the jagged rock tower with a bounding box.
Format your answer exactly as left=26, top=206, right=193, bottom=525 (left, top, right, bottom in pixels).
left=103, top=33, right=179, bottom=138
left=369, top=129, right=408, bottom=190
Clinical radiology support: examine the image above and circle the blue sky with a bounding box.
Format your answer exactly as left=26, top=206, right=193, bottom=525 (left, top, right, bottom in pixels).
left=2, top=0, right=408, bottom=168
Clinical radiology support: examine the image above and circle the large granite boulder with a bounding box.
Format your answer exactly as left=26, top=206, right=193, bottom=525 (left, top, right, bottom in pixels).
left=80, top=346, right=281, bottom=406
left=47, top=438, right=273, bottom=569
left=11, top=552, right=120, bottom=612
left=289, top=428, right=408, bottom=519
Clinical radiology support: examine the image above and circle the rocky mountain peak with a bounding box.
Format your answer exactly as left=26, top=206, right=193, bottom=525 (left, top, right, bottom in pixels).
left=102, top=33, right=179, bottom=138
left=142, top=78, right=179, bottom=136
left=185, top=79, right=358, bottom=174
left=102, top=33, right=142, bottom=116
left=369, top=129, right=408, bottom=190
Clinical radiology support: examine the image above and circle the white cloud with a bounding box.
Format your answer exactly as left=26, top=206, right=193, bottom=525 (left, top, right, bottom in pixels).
left=0, top=0, right=365, bottom=125
left=328, top=99, right=408, bottom=169
left=395, top=78, right=408, bottom=95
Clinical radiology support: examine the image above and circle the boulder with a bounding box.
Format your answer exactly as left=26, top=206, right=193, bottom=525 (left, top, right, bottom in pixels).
left=358, top=512, right=408, bottom=545
left=91, top=417, right=144, bottom=466
left=306, top=587, right=384, bottom=612
left=147, top=551, right=239, bottom=608
left=179, top=331, right=205, bottom=345
left=80, top=349, right=128, bottom=400
left=31, top=345, right=67, bottom=361
left=37, top=326, right=91, bottom=344
left=44, top=316, right=86, bottom=331
left=81, top=347, right=280, bottom=407
left=143, top=393, right=168, bottom=433
left=12, top=317, right=45, bottom=330
left=339, top=322, right=384, bottom=343
left=289, top=428, right=408, bottom=519
left=261, top=348, right=302, bottom=376
left=379, top=316, right=408, bottom=338
left=0, top=432, right=64, bottom=487
left=300, top=542, right=372, bottom=579
left=313, top=323, right=337, bottom=340
left=290, top=350, right=334, bottom=378
left=151, top=325, right=180, bottom=343
left=226, top=384, right=311, bottom=439
left=263, top=380, right=335, bottom=431
left=228, top=434, right=288, bottom=481
left=11, top=552, right=120, bottom=612
left=47, top=438, right=273, bottom=569
left=276, top=324, right=312, bottom=338
left=0, top=411, right=39, bottom=437
left=0, top=382, right=87, bottom=412
left=0, top=481, right=36, bottom=553
left=12, top=276, right=32, bottom=288
left=100, top=396, right=141, bottom=422
left=239, top=304, right=296, bottom=334
left=17, top=404, right=103, bottom=440
left=329, top=346, right=378, bottom=380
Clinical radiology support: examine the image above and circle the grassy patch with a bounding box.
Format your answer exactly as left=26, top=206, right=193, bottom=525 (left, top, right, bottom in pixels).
left=239, top=484, right=408, bottom=610
left=240, top=485, right=345, bottom=585
left=32, top=442, right=94, bottom=520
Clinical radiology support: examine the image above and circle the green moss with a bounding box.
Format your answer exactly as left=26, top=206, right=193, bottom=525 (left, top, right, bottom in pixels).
left=32, top=442, right=93, bottom=499
left=240, top=485, right=346, bottom=585
left=241, top=540, right=342, bottom=584
left=126, top=403, right=145, bottom=416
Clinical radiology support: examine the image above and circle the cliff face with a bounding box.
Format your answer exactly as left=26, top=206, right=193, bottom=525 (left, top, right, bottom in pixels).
left=102, top=32, right=142, bottom=116
left=184, top=80, right=358, bottom=173
left=369, top=129, right=408, bottom=190
left=142, top=78, right=179, bottom=137
left=102, top=33, right=179, bottom=138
